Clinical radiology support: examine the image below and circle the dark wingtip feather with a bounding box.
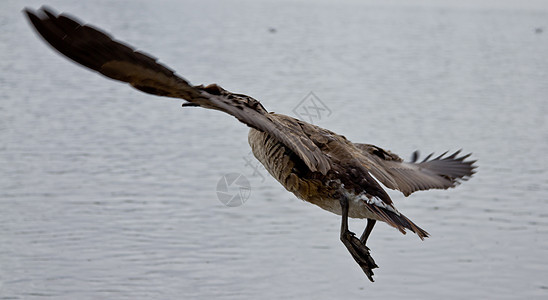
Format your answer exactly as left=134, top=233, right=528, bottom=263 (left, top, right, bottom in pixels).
left=41, top=6, right=58, bottom=20
left=434, top=151, right=449, bottom=160
left=414, top=150, right=477, bottom=184
left=411, top=151, right=419, bottom=163
left=23, top=7, right=34, bottom=16
left=23, top=7, right=40, bottom=26
left=422, top=152, right=434, bottom=163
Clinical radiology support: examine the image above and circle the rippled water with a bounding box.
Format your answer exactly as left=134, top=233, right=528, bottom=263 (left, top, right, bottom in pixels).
left=1, top=0, right=548, bottom=299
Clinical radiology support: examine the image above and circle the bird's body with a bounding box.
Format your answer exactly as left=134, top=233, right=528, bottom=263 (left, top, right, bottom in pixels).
left=25, top=6, right=476, bottom=282
left=250, top=120, right=392, bottom=220
left=249, top=122, right=352, bottom=217
left=248, top=115, right=432, bottom=236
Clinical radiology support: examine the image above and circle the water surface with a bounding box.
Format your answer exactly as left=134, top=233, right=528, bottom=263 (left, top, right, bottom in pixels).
left=1, top=0, right=547, bottom=299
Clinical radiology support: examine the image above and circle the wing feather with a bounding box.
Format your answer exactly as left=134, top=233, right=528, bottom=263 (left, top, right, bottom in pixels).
left=354, top=144, right=476, bottom=196
left=24, top=6, right=330, bottom=174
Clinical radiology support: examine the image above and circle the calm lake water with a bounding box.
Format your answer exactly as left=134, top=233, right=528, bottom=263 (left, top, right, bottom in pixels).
left=1, top=0, right=547, bottom=299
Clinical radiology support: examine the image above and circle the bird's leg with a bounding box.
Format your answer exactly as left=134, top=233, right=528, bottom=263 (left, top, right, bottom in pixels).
left=360, top=219, right=376, bottom=245
left=339, top=196, right=378, bottom=282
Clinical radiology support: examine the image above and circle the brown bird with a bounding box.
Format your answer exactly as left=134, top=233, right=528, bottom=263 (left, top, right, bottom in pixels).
left=24, top=6, right=476, bottom=282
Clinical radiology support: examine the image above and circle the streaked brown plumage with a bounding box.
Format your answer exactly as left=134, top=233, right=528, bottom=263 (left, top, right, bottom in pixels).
left=25, top=6, right=476, bottom=282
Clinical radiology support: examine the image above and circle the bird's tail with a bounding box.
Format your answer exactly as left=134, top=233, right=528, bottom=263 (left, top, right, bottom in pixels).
left=368, top=205, right=429, bottom=240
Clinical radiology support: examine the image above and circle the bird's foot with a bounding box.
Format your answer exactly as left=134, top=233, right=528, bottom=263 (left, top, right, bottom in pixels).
left=341, top=230, right=378, bottom=282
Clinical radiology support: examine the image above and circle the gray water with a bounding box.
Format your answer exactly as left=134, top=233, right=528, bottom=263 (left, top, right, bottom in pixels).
left=1, top=0, right=548, bottom=299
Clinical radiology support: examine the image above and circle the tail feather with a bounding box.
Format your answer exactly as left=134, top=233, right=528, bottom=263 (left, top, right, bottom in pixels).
left=368, top=205, right=429, bottom=239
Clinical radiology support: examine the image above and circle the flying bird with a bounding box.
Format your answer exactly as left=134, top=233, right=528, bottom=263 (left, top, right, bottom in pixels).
left=24, top=6, right=476, bottom=282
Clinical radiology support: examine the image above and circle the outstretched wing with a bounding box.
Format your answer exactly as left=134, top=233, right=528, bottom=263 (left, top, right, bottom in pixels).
left=25, top=7, right=191, bottom=99
left=354, top=144, right=476, bottom=196
left=24, top=6, right=330, bottom=175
